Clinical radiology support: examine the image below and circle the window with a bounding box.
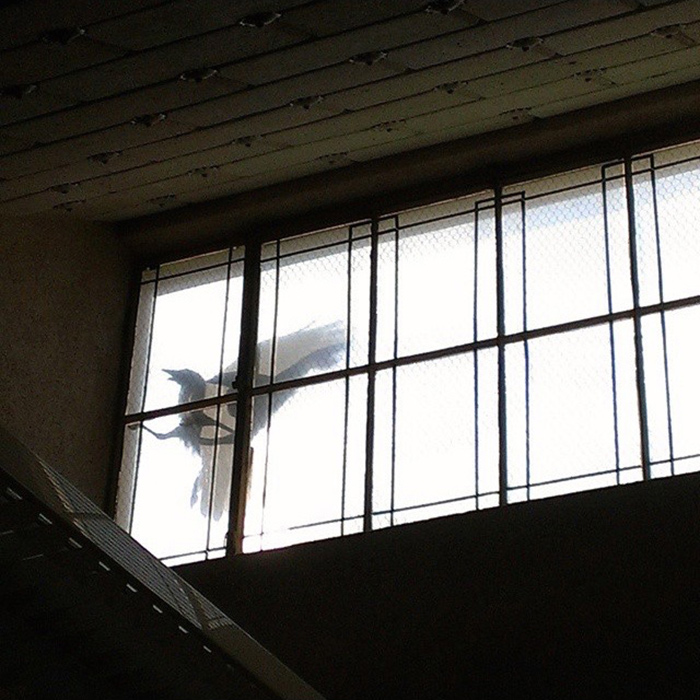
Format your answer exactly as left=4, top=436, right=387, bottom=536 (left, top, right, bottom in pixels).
left=116, top=139, right=700, bottom=563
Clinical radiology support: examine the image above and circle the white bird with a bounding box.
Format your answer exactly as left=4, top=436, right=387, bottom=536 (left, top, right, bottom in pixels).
left=145, top=321, right=346, bottom=521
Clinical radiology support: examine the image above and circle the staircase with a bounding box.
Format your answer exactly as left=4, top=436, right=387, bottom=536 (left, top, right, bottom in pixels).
left=0, top=424, right=325, bottom=700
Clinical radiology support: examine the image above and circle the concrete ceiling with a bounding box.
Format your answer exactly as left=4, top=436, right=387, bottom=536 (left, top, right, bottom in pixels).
left=1, top=0, right=700, bottom=223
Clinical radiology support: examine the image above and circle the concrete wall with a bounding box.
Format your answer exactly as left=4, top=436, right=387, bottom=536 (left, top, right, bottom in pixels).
left=0, top=214, right=133, bottom=505
left=179, top=474, right=700, bottom=699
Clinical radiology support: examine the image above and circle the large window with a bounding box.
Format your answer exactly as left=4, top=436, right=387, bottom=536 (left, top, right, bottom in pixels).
left=116, top=140, right=700, bottom=563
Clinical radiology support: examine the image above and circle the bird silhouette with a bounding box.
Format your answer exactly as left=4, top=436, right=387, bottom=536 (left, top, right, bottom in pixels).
left=142, top=321, right=346, bottom=521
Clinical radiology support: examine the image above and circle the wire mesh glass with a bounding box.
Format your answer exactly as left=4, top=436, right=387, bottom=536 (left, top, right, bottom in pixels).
left=503, top=178, right=625, bottom=334
left=242, top=375, right=367, bottom=553
left=372, top=349, right=498, bottom=529
left=647, top=305, right=700, bottom=476
left=256, top=228, right=369, bottom=386
left=648, top=156, right=700, bottom=302
left=122, top=402, right=236, bottom=562
left=505, top=321, right=641, bottom=502
left=118, top=137, right=700, bottom=560
left=376, top=196, right=496, bottom=362
left=127, top=251, right=244, bottom=414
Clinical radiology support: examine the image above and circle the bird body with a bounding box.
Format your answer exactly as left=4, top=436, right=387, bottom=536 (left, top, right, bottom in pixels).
left=143, top=321, right=347, bottom=521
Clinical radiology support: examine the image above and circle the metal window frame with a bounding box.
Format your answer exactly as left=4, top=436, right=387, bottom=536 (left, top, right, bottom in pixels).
left=116, top=146, right=700, bottom=560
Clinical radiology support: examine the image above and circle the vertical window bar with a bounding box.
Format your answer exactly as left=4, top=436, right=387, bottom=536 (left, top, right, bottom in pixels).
left=520, top=195, right=532, bottom=500
left=341, top=231, right=352, bottom=534
left=624, top=156, right=652, bottom=481
left=128, top=266, right=160, bottom=533
left=495, top=186, right=508, bottom=506
left=390, top=220, right=399, bottom=526
left=205, top=247, right=234, bottom=552
left=473, top=204, right=481, bottom=504
left=364, top=217, right=380, bottom=532
left=259, top=240, right=282, bottom=542
left=648, top=154, right=675, bottom=474
left=216, top=248, right=235, bottom=397
left=227, top=243, right=261, bottom=555
left=602, top=165, right=622, bottom=485
left=205, top=403, right=223, bottom=553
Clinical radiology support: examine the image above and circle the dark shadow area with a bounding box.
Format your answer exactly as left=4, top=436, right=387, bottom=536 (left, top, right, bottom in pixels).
left=179, top=473, right=700, bottom=699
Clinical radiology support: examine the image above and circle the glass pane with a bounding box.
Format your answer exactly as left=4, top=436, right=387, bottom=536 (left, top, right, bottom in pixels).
left=398, top=190, right=493, bottom=228
left=219, top=260, right=245, bottom=393
left=124, top=402, right=236, bottom=560
left=654, top=158, right=700, bottom=301
left=377, top=197, right=497, bottom=360
left=376, top=231, right=397, bottom=362
left=602, top=172, right=634, bottom=312
left=506, top=323, right=639, bottom=499
left=641, top=314, right=672, bottom=463
left=256, top=229, right=367, bottom=386
left=661, top=306, right=700, bottom=464
left=129, top=252, right=244, bottom=414
left=632, top=164, right=663, bottom=306
left=372, top=349, right=498, bottom=525
left=242, top=376, right=366, bottom=552
left=504, top=182, right=615, bottom=332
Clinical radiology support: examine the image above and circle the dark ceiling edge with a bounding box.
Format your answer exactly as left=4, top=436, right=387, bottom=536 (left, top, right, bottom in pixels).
left=118, top=78, right=700, bottom=264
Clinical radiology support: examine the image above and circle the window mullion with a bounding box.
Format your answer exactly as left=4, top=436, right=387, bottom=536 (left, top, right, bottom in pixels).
left=363, top=217, right=380, bottom=532
left=495, top=185, right=508, bottom=506
left=227, top=242, right=262, bottom=555
left=649, top=156, right=676, bottom=475
left=127, top=266, right=160, bottom=533
left=624, top=155, right=652, bottom=481
left=602, top=164, right=623, bottom=486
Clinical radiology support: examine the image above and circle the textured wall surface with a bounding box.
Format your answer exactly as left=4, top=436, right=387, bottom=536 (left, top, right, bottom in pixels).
left=180, top=474, right=700, bottom=699
left=0, top=214, right=133, bottom=505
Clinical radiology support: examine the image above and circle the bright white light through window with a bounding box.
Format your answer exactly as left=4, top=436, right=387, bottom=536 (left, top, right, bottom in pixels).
left=117, top=140, right=700, bottom=564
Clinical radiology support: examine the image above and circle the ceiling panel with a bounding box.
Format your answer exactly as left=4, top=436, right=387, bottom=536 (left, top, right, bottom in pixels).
left=87, top=0, right=312, bottom=50
left=282, top=0, right=429, bottom=36
left=401, top=75, right=610, bottom=135
left=462, top=0, right=566, bottom=21
left=269, top=91, right=478, bottom=148
left=606, top=45, right=700, bottom=83
left=347, top=112, right=526, bottom=162
left=0, top=135, right=287, bottom=203
left=0, top=97, right=196, bottom=143
left=545, top=0, right=700, bottom=54
left=0, top=134, right=33, bottom=156
left=1, top=0, right=699, bottom=222
left=464, top=32, right=693, bottom=99
left=220, top=10, right=480, bottom=86
left=392, top=0, right=632, bottom=69
left=322, top=48, right=542, bottom=111
left=0, top=89, right=79, bottom=128
left=180, top=61, right=404, bottom=126
left=40, top=23, right=300, bottom=104
left=0, top=0, right=165, bottom=50
left=534, top=63, right=700, bottom=118
left=115, top=127, right=289, bottom=169
left=0, top=36, right=126, bottom=85
left=568, top=34, right=687, bottom=72
left=1, top=76, right=245, bottom=142
left=0, top=121, right=196, bottom=178
left=175, top=102, right=335, bottom=139
left=458, top=56, right=580, bottom=98
left=0, top=160, right=101, bottom=201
